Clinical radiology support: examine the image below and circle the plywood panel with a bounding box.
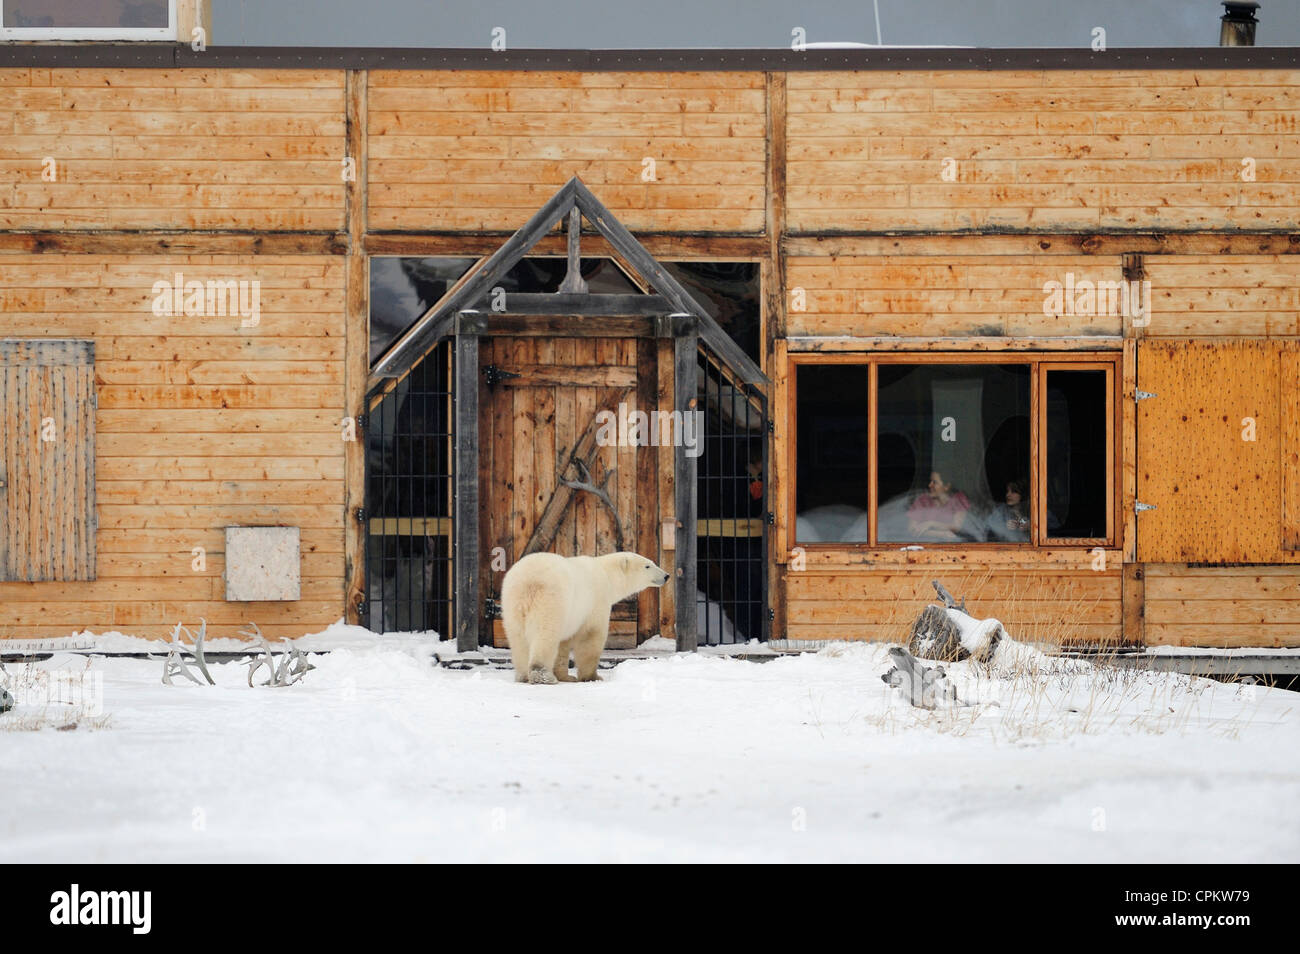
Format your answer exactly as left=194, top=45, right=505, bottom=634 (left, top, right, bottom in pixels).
left=1136, top=340, right=1283, bottom=563
left=367, top=71, right=766, bottom=233
left=1283, top=344, right=1300, bottom=551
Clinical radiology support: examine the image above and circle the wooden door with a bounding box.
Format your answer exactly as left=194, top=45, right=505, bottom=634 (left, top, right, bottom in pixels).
left=479, top=335, right=661, bottom=648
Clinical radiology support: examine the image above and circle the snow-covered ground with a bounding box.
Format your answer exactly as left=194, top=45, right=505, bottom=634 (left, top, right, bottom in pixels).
left=2, top=625, right=1297, bottom=863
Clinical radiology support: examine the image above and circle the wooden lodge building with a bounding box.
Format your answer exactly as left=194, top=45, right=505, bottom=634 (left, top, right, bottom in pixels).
left=1, top=4, right=1299, bottom=652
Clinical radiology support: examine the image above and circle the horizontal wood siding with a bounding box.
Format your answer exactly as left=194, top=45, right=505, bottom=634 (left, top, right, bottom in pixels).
left=1145, top=565, right=1300, bottom=648
left=786, top=254, right=1125, bottom=338
left=786, top=69, right=1300, bottom=233
left=0, top=68, right=346, bottom=231
left=782, top=565, right=1124, bottom=646
left=0, top=254, right=346, bottom=640
left=1142, top=256, right=1300, bottom=337
left=366, top=71, right=767, bottom=232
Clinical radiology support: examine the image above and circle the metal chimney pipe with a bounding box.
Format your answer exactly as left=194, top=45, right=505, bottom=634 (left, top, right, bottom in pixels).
left=1220, top=2, right=1260, bottom=47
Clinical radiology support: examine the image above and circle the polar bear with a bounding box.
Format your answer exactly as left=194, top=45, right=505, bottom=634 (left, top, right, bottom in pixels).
left=502, top=551, right=670, bottom=684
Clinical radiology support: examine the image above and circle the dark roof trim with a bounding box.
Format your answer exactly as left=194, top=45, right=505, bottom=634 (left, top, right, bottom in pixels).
left=1, top=44, right=1297, bottom=71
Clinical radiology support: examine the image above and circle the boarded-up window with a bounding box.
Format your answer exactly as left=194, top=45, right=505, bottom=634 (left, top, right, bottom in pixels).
left=0, top=340, right=96, bottom=581
left=1136, top=340, right=1282, bottom=563
left=1284, top=344, right=1300, bottom=552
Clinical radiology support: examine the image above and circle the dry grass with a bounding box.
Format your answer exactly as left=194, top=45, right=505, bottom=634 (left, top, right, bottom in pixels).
left=0, top=658, right=111, bottom=732
left=861, top=575, right=1267, bottom=741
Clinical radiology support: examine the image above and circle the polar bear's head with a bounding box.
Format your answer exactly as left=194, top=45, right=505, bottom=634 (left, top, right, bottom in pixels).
left=603, top=552, right=671, bottom=602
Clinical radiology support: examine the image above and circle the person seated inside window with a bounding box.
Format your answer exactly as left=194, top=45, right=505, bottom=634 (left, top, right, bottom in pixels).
left=906, top=470, right=972, bottom=542
left=986, top=478, right=1031, bottom=542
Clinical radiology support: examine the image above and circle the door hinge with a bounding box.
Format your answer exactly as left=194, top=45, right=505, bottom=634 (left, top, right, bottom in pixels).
left=355, top=507, right=366, bottom=524
left=1135, top=390, right=1157, bottom=401
left=768, top=608, right=775, bottom=622
left=766, top=420, right=775, bottom=434
left=766, top=511, right=775, bottom=526
left=355, top=412, right=367, bottom=429
left=1135, top=502, right=1157, bottom=513
left=482, top=364, right=521, bottom=387
left=484, top=596, right=502, bottom=620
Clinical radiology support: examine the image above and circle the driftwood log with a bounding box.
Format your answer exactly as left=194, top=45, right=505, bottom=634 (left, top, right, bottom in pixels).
left=907, top=580, right=1005, bottom=664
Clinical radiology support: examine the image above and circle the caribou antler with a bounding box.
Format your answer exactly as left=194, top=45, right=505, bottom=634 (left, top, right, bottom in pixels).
left=559, top=458, right=626, bottom=552
left=241, top=622, right=314, bottom=688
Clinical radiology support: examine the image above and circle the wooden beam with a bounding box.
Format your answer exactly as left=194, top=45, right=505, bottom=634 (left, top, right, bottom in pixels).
left=786, top=336, right=1124, bottom=353
left=784, top=233, right=1300, bottom=258
left=454, top=333, right=481, bottom=652
left=572, top=178, right=769, bottom=391
left=0, top=232, right=347, bottom=256
left=558, top=207, right=588, bottom=294
left=370, top=180, right=579, bottom=382
left=455, top=314, right=663, bottom=339
left=363, top=232, right=769, bottom=260
left=343, top=69, right=368, bottom=627
left=466, top=293, right=672, bottom=317
left=765, top=71, right=788, bottom=345
left=1122, top=564, right=1145, bottom=647
left=674, top=329, right=699, bottom=651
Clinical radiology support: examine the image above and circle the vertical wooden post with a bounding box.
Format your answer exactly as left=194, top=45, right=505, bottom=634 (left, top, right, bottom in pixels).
left=674, top=322, right=699, bottom=651
left=343, top=69, right=368, bottom=625
left=455, top=330, right=481, bottom=651
left=176, top=0, right=212, bottom=43
left=764, top=72, right=788, bottom=643
left=1122, top=563, right=1145, bottom=647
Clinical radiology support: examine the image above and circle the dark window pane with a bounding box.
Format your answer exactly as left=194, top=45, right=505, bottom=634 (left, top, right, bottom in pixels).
left=5, top=0, right=169, bottom=28
left=498, top=256, right=640, bottom=295
left=1045, top=369, right=1108, bottom=538
left=369, top=256, right=476, bottom=366
left=795, top=365, right=870, bottom=542
left=664, top=262, right=761, bottom=365
left=877, top=364, right=1030, bottom=544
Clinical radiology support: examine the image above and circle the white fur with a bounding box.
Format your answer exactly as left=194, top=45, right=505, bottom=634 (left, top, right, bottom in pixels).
left=502, top=551, right=670, bottom=684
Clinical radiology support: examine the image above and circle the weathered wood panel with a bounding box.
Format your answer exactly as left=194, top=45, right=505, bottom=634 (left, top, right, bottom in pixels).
left=0, top=339, right=96, bottom=582
left=0, top=68, right=346, bottom=231
left=367, top=71, right=767, bottom=232
left=0, top=254, right=346, bottom=640
left=1136, top=340, right=1286, bottom=564
left=1144, top=564, right=1300, bottom=648
left=786, top=255, right=1125, bottom=338
left=786, top=70, right=1300, bottom=233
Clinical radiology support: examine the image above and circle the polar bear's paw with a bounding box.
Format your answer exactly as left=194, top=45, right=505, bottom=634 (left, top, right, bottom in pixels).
left=528, top=666, right=558, bottom=685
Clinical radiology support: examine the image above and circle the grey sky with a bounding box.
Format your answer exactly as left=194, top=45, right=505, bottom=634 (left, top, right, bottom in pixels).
left=215, top=1, right=1299, bottom=48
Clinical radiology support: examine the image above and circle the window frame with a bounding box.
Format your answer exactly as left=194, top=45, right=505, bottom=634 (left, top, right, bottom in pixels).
left=0, top=0, right=177, bottom=41
left=788, top=351, right=1121, bottom=550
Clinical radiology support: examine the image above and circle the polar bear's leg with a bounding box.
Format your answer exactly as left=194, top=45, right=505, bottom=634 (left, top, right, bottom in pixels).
left=574, top=620, right=609, bottom=682
left=525, top=619, right=561, bottom=685
left=553, top=639, right=576, bottom=682
left=504, top=606, right=530, bottom=683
